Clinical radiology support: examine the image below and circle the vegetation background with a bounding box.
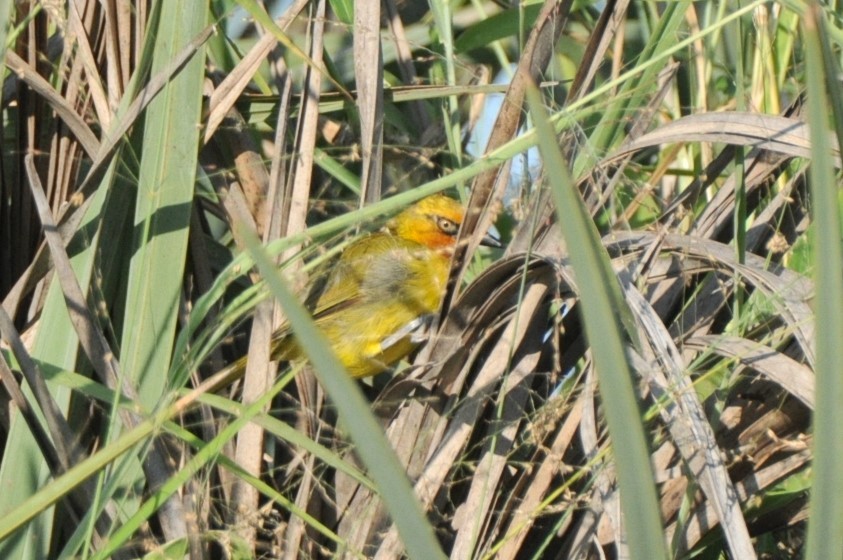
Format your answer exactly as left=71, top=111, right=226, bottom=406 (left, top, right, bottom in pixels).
left=0, top=0, right=838, bottom=558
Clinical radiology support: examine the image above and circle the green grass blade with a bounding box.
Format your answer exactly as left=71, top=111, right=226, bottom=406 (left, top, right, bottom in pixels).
left=429, top=0, right=464, bottom=171
left=527, top=87, right=667, bottom=560
left=0, top=407, right=161, bottom=541
left=803, top=5, right=843, bottom=558
left=88, top=370, right=294, bottom=560
left=0, top=162, right=121, bottom=560
left=0, top=0, right=11, bottom=59
left=574, top=0, right=689, bottom=176
left=119, top=0, right=208, bottom=405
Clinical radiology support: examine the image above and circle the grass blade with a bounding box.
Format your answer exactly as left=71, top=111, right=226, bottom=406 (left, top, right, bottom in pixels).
left=527, top=86, right=667, bottom=560
left=120, top=0, right=208, bottom=405
left=803, top=5, right=843, bottom=558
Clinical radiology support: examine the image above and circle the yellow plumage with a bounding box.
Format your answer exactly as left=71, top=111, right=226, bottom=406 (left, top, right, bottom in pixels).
left=271, top=193, right=467, bottom=377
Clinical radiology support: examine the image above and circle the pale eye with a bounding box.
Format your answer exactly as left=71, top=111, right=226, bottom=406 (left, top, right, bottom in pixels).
left=437, top=217, right=458, bottom=235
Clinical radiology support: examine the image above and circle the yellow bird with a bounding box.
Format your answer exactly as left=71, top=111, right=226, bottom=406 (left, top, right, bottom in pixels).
left=270, top=193, right=498, bottom=378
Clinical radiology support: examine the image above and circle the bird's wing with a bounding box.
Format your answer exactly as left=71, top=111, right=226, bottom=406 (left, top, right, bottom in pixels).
left=307, top=232, right=404, bottom=320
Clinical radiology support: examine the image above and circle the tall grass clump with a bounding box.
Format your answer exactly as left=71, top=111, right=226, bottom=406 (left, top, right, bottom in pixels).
left=0, top=0, right=835, bottom=558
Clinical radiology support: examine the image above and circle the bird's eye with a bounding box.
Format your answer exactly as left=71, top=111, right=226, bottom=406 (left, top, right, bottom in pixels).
left=437, top=217, right=458, bottom=235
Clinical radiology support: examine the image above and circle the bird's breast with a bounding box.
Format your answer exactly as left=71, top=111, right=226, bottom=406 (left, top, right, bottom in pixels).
left=362, top=245, right=449, bottom=314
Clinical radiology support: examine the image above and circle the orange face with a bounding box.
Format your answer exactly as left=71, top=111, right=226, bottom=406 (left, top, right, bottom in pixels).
left=389, top=194, right=465, bottom=251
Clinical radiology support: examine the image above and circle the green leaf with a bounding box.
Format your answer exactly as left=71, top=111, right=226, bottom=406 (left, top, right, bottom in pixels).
left=803, top=5, right=843, bottom=559
left=527, top=86, right=668, bottom=560
left=0, top=0, right=12, bottom=57
left=120, top=0, right=208, bottom=406
left=455, top=4, right=542, bottom=53
left=328, top=0, right=354, bottom=25
left=0, top=148, right=117, bottom=560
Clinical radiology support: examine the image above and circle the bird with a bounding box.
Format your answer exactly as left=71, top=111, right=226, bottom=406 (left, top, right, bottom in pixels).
left=265, top=193, right=499, bottom=378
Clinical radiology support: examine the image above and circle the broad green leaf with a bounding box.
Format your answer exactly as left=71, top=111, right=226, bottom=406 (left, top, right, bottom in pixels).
left=0, top=165, right=121, bottom=560
left=803, top=5, right=843, bottom=559
left=120, top=0, right=208, bottom=406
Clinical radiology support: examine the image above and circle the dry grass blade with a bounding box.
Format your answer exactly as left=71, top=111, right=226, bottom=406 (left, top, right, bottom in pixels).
left=0, top=306, right=69, bottom=476
left=0, top=307, right=121, bottom=550
left=1, top=24, right=215, bottom=318
left=278, top=2, right=329, bottom=555
left=493, top=395, right=585, bottom=558
left=607, top=231, right=815, bottom=366
left=230, top=37, right=292, bottom=554
left=354, top=1, right=384, bottom=204
left=566, top=366, right=620, bottom=559
left=684, top=335, right=814, bottom=409
left=204, top=0, right=307, bottom=143
left=670, top=448, right=811, bottom=552
left=383, top=0, right=430, bottom=133
left=609, top=112, right=838, bottom=165
left=23, top=155, right=121, bottom=424
left=5, top=51, right=100, bottom=156
left=66, top=0, right=111, bottom=128
left=18, top=155, right=138, bottom=548
left=445, top=282, right=548, bottom=559
left=373, top=277, right=554, bottom=559
left=621, top=278, right=755, bottom=559
left=232, top=300, right=276, bottom=546
left=591, top=62, right=681, bottom=217
left=445, top=0, right=571, bottom=310
left=690, top=151, right=795, bottom=240
left=286, top=0, right=325, bottom=245
left=0, top=0, right=828, bottom=557
left=565, top=0, right=629, bottom=104
left=745, top=172, right=808, bottom=253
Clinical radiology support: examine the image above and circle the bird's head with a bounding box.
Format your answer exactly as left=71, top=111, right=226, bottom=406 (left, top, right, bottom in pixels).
left=388, top=194, right=502, bottom=252
left=388, top=194, right=466, bottom=251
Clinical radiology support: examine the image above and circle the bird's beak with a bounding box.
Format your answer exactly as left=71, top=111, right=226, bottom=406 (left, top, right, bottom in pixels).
left=480, top=226, right=502, bottom=248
